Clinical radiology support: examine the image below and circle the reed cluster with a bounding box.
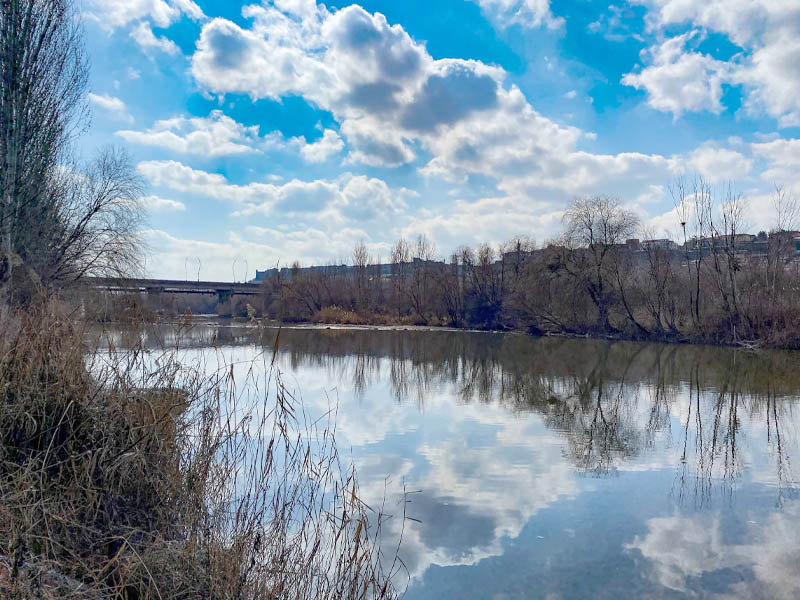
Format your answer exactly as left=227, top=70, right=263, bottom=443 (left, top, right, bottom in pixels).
left=0, top=301, right=402, bottom=599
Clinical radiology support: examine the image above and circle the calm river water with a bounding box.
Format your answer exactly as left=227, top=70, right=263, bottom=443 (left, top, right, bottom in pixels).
left=104, top=323, right=800, bottom=599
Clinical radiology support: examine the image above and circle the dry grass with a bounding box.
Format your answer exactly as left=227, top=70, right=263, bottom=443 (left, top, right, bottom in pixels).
left=311, top=307, right=367, bottom=325
left=0, top=301, right=404, bottom=599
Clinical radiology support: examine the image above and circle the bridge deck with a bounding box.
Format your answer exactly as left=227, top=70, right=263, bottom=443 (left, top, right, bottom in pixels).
left=88, top=277, right=262, bottom=295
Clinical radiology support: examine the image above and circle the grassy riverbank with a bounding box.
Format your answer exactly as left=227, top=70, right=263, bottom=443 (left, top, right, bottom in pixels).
left=0, top=302, right=401, bottom=599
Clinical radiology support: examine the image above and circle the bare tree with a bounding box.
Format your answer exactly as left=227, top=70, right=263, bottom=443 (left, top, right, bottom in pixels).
left=768, top=185, right=798, bottom=295
left=670, top=175, right=712, bottom=328
left=408, top=234, right=436, bottom=319
left=561, top=195, right=639, bottom=334
left=389, top=238, right=409, bottom=316
left=0, top=0, right=143, bottom=301
left=352, top=240, right=369, bottom=311
left=638, top=227, right=680, bottom=335
left=709, top=183, right=747, bottom=334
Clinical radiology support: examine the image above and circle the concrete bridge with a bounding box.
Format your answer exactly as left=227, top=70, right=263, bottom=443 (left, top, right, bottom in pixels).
left=88, top=277, right=261, bottom=317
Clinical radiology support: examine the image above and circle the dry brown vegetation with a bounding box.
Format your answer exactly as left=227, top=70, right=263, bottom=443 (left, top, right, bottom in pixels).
left=254, top=189, right=800, bottom=349
left=0, top=301, right=403, bottom=599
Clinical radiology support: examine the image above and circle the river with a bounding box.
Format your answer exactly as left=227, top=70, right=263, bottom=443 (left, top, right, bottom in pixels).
left=97, top=323, right=800, bottom=599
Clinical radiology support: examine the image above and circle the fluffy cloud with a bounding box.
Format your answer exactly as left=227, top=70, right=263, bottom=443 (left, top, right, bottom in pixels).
left=121, top=111, right=347, bottom=162
left=130, top=22, right=180, bottom=55
left=629, top=0, right=800, bottom=125
left=86, top=0, right=204, bottom=29
left=189, top=3, right=524, bottom=173
left=138, top=160, right=323, bottom=211
left=622, top=32, right=731, bottom=116
left=142, top=226, right=396, bottom=280
left=744, top=26, right=800, bottom=127
left=118, top=111, right=261, bottom=156
left=187, top=1, right=773, bottom=255
left=751, top=138, right=800, bottom=185
left=188, top=0, right=691, bottom=215
left=138, top=159, right=412, bottom=221
left=139, top=195, right=186, bottom=212
left=689, top=146, right=753, bottom=182
left=473, top=0, right=564, bottom=30
left=335, top=175, right=412, bottom=220
left=295, top=129, right=344, bottom=163
left=339, top=118, right=416, bottom=167
left=88, top=92, right=133, bottom=122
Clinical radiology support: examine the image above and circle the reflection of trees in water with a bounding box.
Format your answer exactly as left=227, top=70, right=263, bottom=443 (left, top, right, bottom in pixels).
left=110, top=324, right=799, bottom=495
left=256, top=328, right=799, bottom=496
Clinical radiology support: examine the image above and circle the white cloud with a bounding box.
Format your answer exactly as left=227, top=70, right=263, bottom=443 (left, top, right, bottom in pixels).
left=588, top=4, right=644, bottom=42
left=190, top=4, right=508, bottom=171
left=187, top=0, right=686, bottom=208
left=130, top=22, right=180, bottom=55
left=636, top=0, right=775, bottom=47
left=142, top=230, right=282, bottom=280
left=138, top=160, right=284, bottom=208
left=751, top=138, right=800, bottom=185
left=87, top=0, right=204, bottom=29
left=88, top=92, right=133, bottom=122
left=186, top=1, right=757, bottom=252
left=295, top=129, right=344, bottom=163
left=689, top=146, right=753, bottom=182
left=139, top=194, right=186, bottom=212
left=473, top=0, right=564, bottom=30
left=121, top=111, right=347, bottom=162
left=336, top=175, right=411, bottom=220
left=118, top=110, right=260, bottom=156
left=340, top=118, right=416, bottom=167
left=622, top=31, right=731, bottom=116
left=630, top=0, right=800, bottom=125
left=142, top=226, right=386, bottom=285
left=138, top=160, right=412, bottom=221
left=401, top=196, right=565, bottom=250
left=743, top=26, right=800, bottom=128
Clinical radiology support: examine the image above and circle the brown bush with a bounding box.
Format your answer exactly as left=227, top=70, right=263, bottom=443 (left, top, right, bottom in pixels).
left=0, top=302, right=403, bottom=599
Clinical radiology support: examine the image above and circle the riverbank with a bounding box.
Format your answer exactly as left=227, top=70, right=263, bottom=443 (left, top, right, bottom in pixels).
left=0, top=302, right=400, bottom=599
left=132, top=311, right=793, bottom=353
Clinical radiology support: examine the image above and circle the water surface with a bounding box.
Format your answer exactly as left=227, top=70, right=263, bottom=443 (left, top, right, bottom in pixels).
left=103, top=324, right=800, bottom=599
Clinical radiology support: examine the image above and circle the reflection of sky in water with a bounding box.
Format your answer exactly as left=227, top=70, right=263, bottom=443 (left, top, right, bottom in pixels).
left=93, top=324, right=800, bottom=599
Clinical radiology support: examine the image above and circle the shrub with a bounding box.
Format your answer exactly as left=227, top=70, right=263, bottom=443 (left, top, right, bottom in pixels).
left=0, top=302, right=402, bottom=599
left=312, top=306, right=366, bottom=325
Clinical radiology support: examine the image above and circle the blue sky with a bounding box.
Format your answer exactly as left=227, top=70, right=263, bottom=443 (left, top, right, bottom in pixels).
left=81, top=0, right=800, bottom=280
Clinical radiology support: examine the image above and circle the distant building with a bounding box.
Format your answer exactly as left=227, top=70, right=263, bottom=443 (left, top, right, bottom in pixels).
left=625, top=238, right=641, bottom=252
left=641, top=239, right=677, bottom=251
left=769, top=230, right=800, bottom=252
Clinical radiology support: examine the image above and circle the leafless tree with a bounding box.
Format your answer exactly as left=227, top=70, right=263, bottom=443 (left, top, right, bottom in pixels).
left=670, top=175, right=712, bottom=328
left=561, top=195, right=639, bottom=334
left=708, top=183, right=747, bottom=334
left=389, top=238, right=410, bottom=316
left=352, top=240, right=369, bottom=310
left=638, top=227, right=680, bottom=335
left=768, top=185, right=798, bottom=295
left=408, top=234, right=436, bottom=318
left=0, top=0, right=143, bottom=302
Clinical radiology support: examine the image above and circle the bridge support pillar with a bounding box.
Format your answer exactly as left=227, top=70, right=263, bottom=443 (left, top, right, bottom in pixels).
left=216, top=289, right=233, bottom=318
left=145, top=286, right=165, bottom=312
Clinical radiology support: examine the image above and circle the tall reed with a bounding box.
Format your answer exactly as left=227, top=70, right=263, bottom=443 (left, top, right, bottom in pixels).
left=0, top=301, right=403, bottom=599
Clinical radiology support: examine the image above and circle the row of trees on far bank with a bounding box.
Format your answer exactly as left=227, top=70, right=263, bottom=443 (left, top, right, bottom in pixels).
left=260, top=183, right=800, bottom=348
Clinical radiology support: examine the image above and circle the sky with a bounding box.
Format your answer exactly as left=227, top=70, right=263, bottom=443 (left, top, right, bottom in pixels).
left=80, top=0, right=800, bottom=280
